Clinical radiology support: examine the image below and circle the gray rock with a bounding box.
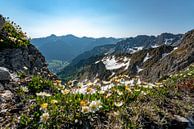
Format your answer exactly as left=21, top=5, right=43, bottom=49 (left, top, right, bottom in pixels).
left=0, top=44, right=55, bottom=79
left=0, top=83, right=4, bottom=91
left=0, top=90, right=13, bottom=102
left=174, top=115, right=189, bottom=123
left=0, top=67, right=11, bottom=81
left=0, top=15, right=5, bottom=31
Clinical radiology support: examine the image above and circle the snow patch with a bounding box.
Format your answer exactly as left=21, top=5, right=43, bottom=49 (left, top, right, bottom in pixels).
left=95, top=60, right=100, bottom=64
left=127, top=46, right=144, bottom=54
left=143, top=53, right=151, bottom=63
left=164, top=38, right=174, bottom=45
left=102, top=56, right=130, bottom=70
left=0, top=67, right=9, bottom=72
left=136, top=66, right=143, bottom=73
left=124, top=59, right=131, bottom=70
left=151, top=44, right=160, bottom=48
left=173, top=47, right=178, bottom=50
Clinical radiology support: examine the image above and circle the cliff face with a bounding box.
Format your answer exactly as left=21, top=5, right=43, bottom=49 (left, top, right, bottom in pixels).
left=0, top=15, right=56, bottom=127
left=140, top=29, right=194, bottom=81
left=0, top=15, right=53, bottom=79
left=0, top=44, right=51, bottom=77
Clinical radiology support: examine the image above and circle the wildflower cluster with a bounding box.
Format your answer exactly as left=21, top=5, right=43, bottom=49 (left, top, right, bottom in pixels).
left=16, top=65, right=194, bottom=128
left=0, top=17, right=30, bottom=48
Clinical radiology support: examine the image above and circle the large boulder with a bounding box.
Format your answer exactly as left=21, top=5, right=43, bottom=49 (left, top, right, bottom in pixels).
left=0, top=67, right=11, bottom=81
left=0, top=44, right=55, bottom=79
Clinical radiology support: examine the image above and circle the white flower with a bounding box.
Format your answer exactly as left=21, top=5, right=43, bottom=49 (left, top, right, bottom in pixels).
left=40, top=112, right=49, bottom=123
left=141, top=91, right=147, bottom=95
left=51, top=99, right=58, bottom=104
left=114, top=101, right=123, bottom=107
left=81, top=106, right=90, bottom=113
left=36, top=92, right=51, bottom=97
left=61, top=89, right=70, bottom=95
left=89, top=100, right=102, bottom=112
left=21, top=86, right=29, bottom=93
left=98, top=90, right=105, bottom=94
left=116, top=90, right=123, bottom=96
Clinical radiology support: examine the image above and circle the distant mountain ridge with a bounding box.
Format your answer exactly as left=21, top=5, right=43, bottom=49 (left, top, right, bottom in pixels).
left=31, top=34, right=120, bottom=61
left=68, top=32, right=183, bottom=70
left=58, top=32, right=187, bottom=82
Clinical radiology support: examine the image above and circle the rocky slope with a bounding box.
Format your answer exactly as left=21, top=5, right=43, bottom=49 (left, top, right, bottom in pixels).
left=0, top=15, right=56, bottom=127
left=140, top=30, right=194, bottom=82
left=58, top=30, right=193, bottom=82
left=70, top=33, right=182, bottom=66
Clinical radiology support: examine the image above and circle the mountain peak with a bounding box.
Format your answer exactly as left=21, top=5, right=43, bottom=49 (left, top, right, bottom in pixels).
left=49, top=34, right=57, bottom=37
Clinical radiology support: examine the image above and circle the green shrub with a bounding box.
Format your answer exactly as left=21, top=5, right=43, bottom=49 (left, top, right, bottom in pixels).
left=0, top=17, right=30, bottom=48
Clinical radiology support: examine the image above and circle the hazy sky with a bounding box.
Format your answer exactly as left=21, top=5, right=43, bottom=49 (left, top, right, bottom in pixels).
left=0, top=0, right=194, bottom=38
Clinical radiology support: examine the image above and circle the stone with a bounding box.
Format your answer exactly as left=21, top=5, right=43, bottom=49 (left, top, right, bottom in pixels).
left=0, top=90, right=13, bottom=101
left=0, top=67, right=11, bottom=81
left=174, top=115, right=189, bottom=123
left=0, top=83, right=4, bottom=91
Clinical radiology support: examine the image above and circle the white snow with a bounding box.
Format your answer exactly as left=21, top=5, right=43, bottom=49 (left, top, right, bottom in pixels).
left=123, top=57, right=128, bottom=62
left=0, top=67, right=9, bottom=72
left=110, top=72, right=115, bottom=77
left=124, top=59, right=131, bottom=70
left=127, top=46, right=144, bottom=54
left=173, top=47, right=178, bottom=50
left=136, top=66, right=143, bottom=73
left=164, top=38, right=174, bottom=45
left=131, top=46, right=144, bottom=54
left=143, top=53, right=151, bottom=63
left=95, top=60, right=100, bottom=64
left=151, top=44, right=160, bottom=48
left=134, top=46, right=144, bottom=51
left=104, top=48, right=115, bottom=55
left=102, top=56, right=130, bottom=70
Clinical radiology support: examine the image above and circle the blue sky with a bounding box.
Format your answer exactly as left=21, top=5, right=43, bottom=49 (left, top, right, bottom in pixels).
left=0, top=0, right=194, bottom=38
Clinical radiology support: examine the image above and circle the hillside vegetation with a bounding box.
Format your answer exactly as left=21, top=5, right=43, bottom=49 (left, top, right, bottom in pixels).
left=0, top=16, right=30, bottom=49
left=0, top=15, right=193, bottom=129
left=3, top=64, right=193, bottom=129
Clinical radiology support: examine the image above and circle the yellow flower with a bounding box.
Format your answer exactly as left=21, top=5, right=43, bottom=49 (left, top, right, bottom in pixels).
left=80, top=100, right=88, bottom=106
left=51, top=99, right=58, bottom=104
left=105, top=93, right=112, bottom=98
left=61, top=89, right=70, bottom=95
left=40, top=112, right=49, bottom=123
left=116, top=90, right=123, bottom=96
left=86, top=82, right=93, bottom=86
left=81, top=106, right=90, bottom=113
left=40, top=103, right=48, bottom=110
left=125, top=86, right=131, bottom=92
left=86, top=87, right=93, bottom=93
